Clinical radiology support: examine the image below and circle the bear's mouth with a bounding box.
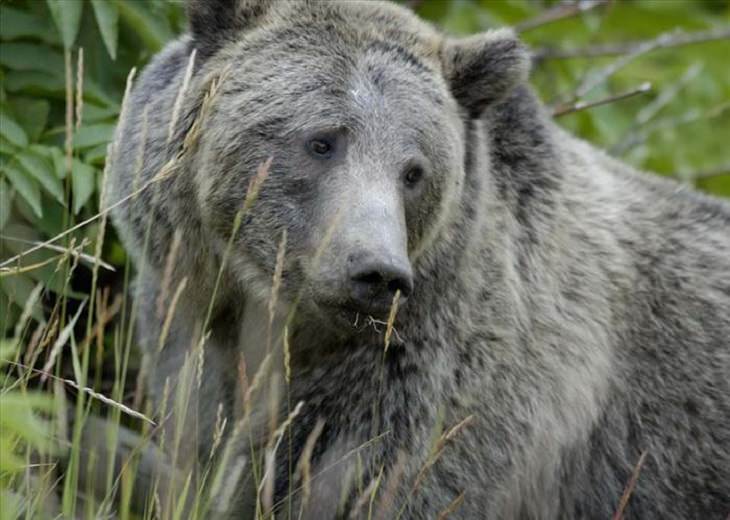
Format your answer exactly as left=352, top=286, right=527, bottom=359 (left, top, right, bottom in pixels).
left=313, top=299, right=396, bottom=329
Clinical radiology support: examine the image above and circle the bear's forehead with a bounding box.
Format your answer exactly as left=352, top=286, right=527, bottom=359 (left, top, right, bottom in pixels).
left=228, top=22, right=447, bottom=103
left=222, top=40, right=447, bottom=129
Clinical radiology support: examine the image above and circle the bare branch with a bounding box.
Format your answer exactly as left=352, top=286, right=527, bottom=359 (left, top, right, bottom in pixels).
left=535, top=26, right=730, bottom=60
left=553, top=82, right=652, bottom=117
left=612, top=101, right=730, bottom=157
left=573, top=29, right=699, bottom=98
left=612, top=64, right=703, bottom=155
left=516, top=0, right=608, bottom=33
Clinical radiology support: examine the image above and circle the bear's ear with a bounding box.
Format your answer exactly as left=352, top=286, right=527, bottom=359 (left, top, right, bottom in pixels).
left=441, top=28, right=530, bottom=117
left=187, top=0, right=270, bottom=58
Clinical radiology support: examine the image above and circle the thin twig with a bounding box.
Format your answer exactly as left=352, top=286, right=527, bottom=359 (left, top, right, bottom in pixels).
left=553, top=82, right=652, bottom=117
left=612, top=450, right=648, bottom=520
left=516, top=0, right=608, bottom=33
left=535, top=26, right=730, bottom=60
left=0, top=235, right=115, bottom=272
left=616, top=101, right=730, bottom=155
left=612, top=63, right=703, bottom=155
left=4, top=359, right=155, bottom=425
left=574, top=30, right=669, bottom=98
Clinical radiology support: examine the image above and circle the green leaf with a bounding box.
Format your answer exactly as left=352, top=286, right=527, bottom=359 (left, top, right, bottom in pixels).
left=3, top=70, right=66, bottom=98
left=84, top=143, right=110, bottom=166
left=4, top=72, right=115, bottom=110
left=9, top=98, right=50, bottom=143
left=46, top=0, right=84, bottom=50
left=0, top=43, right=64, bottom=76
left=0, top=137, right=17, bottom=156
left=91, top=0, right=119, bottom=60
left=116, top=0, right=170, bottom=52
left=29, top=145, right=67, bottom=180
left=72, top=159, right=96, bottom=214
left=0, top=6, right=59, bottom=45
left=0, top=273, right=40, bottom=313
left=15, top=150, right=65, bottom=204
left=2, top=161, right=41, bottom=218
left=83, top=103, right=119, bottom=124
left=0, top=179, right=12, bottom=230
left=0, top=113, right=28, bottom=148
left=50, top=147, right=68, bottom=180
left=73, top=123, right=115, bottom=150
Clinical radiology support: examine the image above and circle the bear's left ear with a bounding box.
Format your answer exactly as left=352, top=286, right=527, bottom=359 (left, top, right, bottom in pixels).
left=187, top=0, right=271, bottom=59
left=441, top=28, right=530, bottom=117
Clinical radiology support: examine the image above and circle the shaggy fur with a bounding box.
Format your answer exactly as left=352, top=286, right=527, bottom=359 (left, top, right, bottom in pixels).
left=107, top=1, right=730, bottom=518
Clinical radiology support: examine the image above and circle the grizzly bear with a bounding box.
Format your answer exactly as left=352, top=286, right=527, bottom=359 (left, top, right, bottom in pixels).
left=106, top=0, right=730, bottom=518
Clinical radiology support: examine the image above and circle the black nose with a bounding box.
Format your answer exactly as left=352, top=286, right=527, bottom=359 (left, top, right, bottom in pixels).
left=347, top=254, right=413, bottom=313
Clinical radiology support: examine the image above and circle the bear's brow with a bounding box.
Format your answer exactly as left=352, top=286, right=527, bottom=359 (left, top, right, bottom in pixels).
left=365, top=40, right=432, bottom=75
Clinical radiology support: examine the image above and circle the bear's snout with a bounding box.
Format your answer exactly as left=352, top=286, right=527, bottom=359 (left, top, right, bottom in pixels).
left=346, top=250, right=413, bottom=314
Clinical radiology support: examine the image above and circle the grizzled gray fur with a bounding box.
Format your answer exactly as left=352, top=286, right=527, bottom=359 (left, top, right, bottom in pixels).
left=106, top=0, right=730, bottom=518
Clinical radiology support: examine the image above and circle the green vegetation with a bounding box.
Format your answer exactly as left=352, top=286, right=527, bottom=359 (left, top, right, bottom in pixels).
left=0, top=0, right=728, bottom=518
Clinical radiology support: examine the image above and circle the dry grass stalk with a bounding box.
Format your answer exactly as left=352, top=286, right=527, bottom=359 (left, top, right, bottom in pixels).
left=384, top=290, right=401, bottom=353
left=243, top=351, right=273, bottom=419
left=131, top=105, right=150, bottom=196
left=283, top=325, right=291, bottom=385
left=40, top=299, right=87, bottom=382
left=8, top=359, right=155, bottom=425
left=37, top=314, right=59, bottom=357
left=195, top=331, right=208, bottom=391
left=0, top=237, right=115, bottom=272
left=0, top=255, right=65, bottom=277
left=374, top=450, right=407, bottom=520
left=209, top=403, right=228, bottom=462
left=214, top=455, right=247, bottom=513
left=156, top=377, right=172, bottom=450
left=12, top=282, right=44, bottom=339
left=22, top=323, right=45, bottom=367
left=237, top=352, right=250, bottom=419
left=168, top=49, right=197, bottom=144
left=75, top=47, right=84, bottom=130
left=64, top=49, right=73, bottom=179
left=412, top=415, right=474, bottom=493
left=242, top=157, right=272, bottom=215
left=611, top=450, right=648, bottom=520
left=79, top=292, right=122, bottom=352
left=157, top=276, right=188, bottom=353
left=267, top=371, right=282, bottom=441
left=258, top=400, right=305, bottom=516
left=349, top=465, right=384, bottom=519
left=158, top=229, right=183, bottom=318
left=294, top=418, right=326, bottom=510
left=268, top=230, right=287, bottom=352
left=310, top=209, right=342, bottom=270
left=270, top=431, right=390, bottom=514
left=92, top=287, right=107, bottom=377
left=436, top=491, right=465, bottom=520
left=181, top=65, right=231, bottom=153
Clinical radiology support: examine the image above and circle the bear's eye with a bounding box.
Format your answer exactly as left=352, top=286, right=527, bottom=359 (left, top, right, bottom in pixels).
left=307, top=137, right=334, bottom=158
left=403, top=166, right=425, bottom=188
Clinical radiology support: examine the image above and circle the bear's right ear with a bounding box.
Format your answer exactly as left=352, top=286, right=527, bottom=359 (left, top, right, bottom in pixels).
left=187, top=0, right=270, bottom=58
left=441, top=28, right=530, bottom=118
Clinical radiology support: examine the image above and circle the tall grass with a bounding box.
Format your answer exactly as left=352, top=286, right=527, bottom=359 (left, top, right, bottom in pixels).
left=0, top=40, right=459, bottom=520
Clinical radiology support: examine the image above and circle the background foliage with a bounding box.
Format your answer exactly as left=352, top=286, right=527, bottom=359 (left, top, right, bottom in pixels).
left=0, top=0, right=728, bottom=518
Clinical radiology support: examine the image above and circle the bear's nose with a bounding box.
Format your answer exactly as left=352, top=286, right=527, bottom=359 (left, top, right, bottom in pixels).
left=347, top=253, right=413, bottom=313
